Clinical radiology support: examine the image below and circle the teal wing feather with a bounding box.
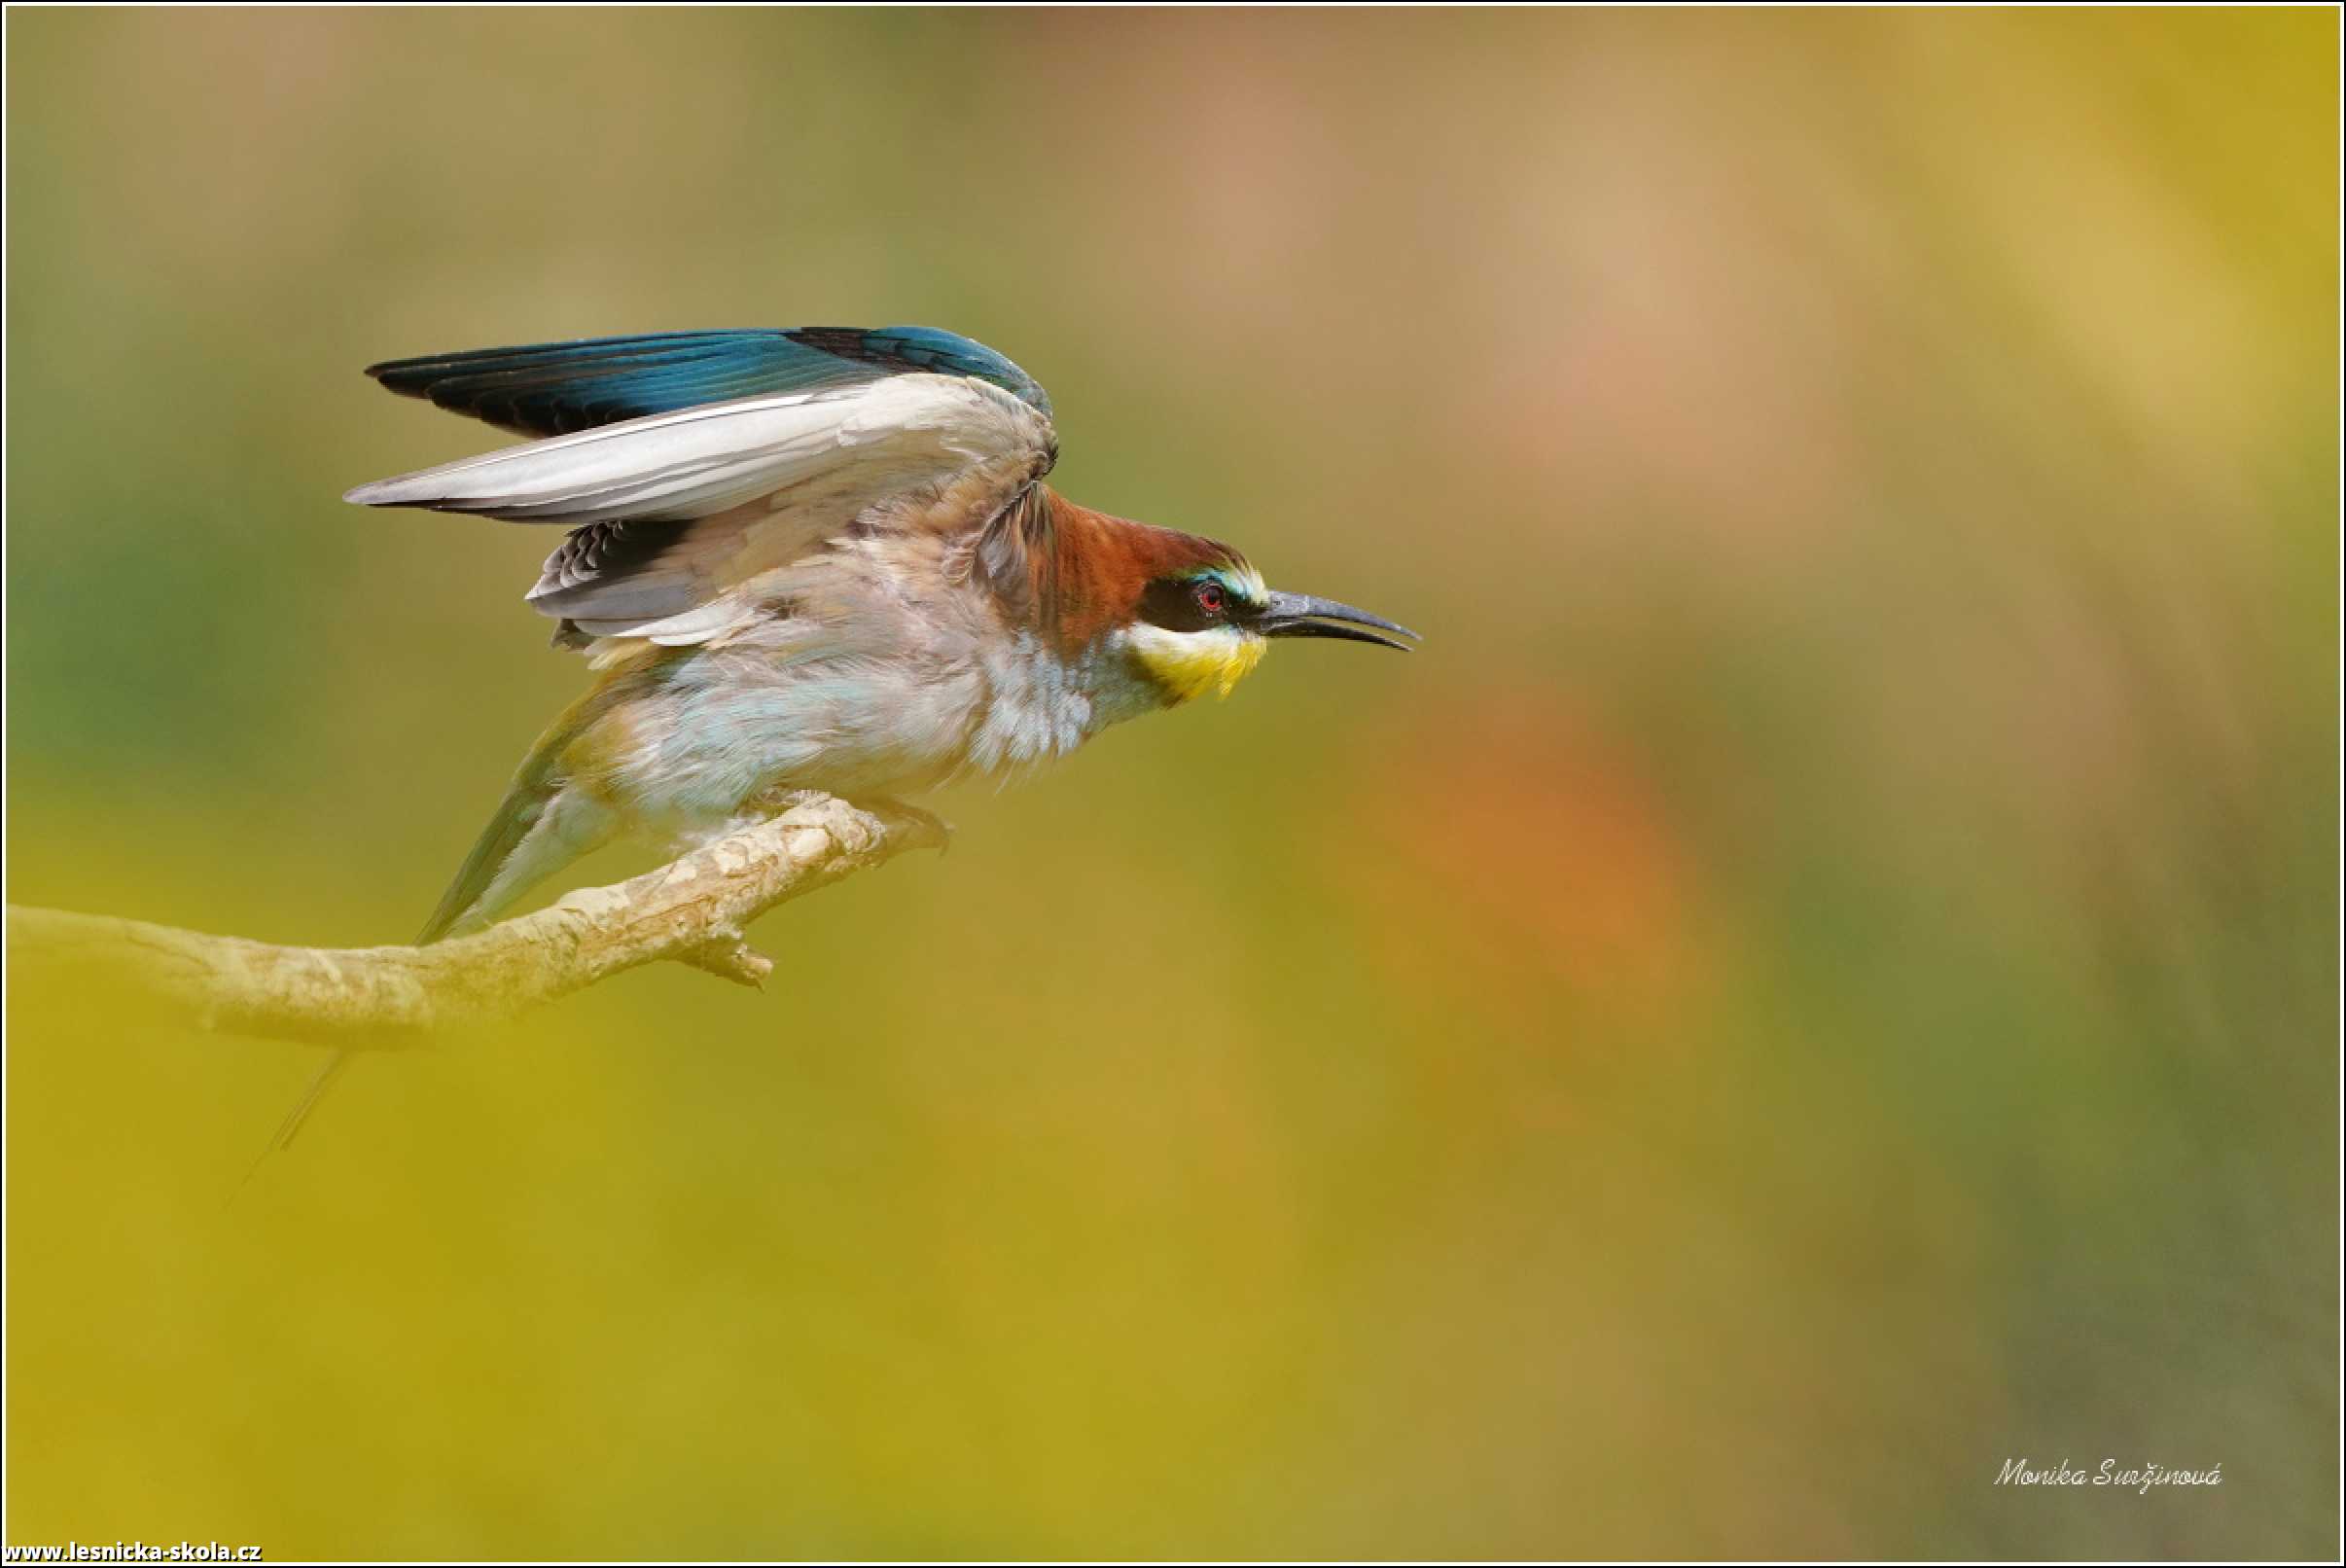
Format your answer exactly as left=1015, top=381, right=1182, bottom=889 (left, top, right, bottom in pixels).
left=365, top=326, right=1050, bottom=438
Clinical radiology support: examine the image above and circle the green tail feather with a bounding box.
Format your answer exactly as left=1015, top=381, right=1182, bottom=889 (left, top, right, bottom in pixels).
left=414, top=770, right=562, bottom=944
left=419, top=670, right=639, bottom=943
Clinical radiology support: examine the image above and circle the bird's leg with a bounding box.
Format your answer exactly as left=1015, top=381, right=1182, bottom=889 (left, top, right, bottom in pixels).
left=667, top=790, right=824, bottom=852
left=737, top=786, right=834, bottom=821
left=732, top=786, right=952, bottom=851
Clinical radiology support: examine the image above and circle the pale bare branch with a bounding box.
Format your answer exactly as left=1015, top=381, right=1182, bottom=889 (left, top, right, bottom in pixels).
left=5, top=794, right=944, bottom=1048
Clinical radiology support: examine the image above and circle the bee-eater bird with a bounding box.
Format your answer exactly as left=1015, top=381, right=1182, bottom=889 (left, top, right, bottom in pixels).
left=267, top=325, right=1414, bottom=1151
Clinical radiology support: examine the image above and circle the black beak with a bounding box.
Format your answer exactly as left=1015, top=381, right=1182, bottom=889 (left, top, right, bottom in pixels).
left=1254, top=591, right=1420, bottom=651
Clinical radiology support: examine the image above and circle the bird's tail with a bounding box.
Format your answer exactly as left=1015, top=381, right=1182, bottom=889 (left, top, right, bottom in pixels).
left=253, top=1051, right=357, bottom=1162
left=256, top=696, right=622, bottom=1160
left=413, top=751, right=576, bottom=946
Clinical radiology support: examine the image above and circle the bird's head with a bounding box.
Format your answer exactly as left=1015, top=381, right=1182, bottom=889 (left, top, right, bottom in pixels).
left=1114, top=536, right=1417, bottom=706
left=1014, top=494, right=1417, bottom=705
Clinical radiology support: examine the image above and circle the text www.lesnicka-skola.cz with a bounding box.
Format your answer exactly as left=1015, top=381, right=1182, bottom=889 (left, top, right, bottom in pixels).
left=3, top=1545, right=260, bottom=1562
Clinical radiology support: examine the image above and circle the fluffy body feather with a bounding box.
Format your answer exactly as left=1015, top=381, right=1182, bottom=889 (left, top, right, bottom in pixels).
left=444, top=494, right=1219, bottom=938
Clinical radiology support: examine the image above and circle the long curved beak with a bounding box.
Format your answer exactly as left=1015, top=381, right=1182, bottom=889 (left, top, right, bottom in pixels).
left=1255, top=591, right=1420, bottom=651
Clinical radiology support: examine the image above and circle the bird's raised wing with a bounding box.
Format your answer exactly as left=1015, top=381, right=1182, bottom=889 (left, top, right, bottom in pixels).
left=363, top=326, right=1051, bottom=438
left=345, top=327, right=1056, bottom=644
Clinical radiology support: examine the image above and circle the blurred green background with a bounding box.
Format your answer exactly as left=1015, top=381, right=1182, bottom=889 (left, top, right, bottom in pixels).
left=5, top=8, right=2336, bottom=1560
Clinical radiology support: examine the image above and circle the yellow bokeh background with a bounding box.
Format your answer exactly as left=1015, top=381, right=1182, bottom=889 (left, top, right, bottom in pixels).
left=6, top=9, right=2335, bottom=1559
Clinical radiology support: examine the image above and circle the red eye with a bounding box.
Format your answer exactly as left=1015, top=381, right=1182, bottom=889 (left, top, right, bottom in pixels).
left=1193, top=582, right=1226, bottom=616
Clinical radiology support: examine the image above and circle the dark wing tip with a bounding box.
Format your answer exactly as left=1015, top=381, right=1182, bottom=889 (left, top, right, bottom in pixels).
left=352, top=326, right=1054, bottom=437
left=786, top=325, right=1053, bottom=419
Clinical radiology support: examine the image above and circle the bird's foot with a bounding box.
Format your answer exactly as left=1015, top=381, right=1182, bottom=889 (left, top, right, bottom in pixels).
left=861, top=797, right=954, bottom=854
left=735, top=787, right=951, bottom=852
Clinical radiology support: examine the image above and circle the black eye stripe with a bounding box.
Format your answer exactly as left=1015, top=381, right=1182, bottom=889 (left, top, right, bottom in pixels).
left=1139, top=575, right=1234, bottom=633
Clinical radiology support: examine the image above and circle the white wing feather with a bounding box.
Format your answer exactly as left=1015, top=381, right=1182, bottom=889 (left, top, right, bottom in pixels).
left=346, top=371, right=1054, bottom=645
left=344, top=374, right=1049, bottom=528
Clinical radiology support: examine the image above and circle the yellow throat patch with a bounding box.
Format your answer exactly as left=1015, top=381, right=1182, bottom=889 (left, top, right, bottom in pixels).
left=1125, top=623, right=1268, bottom=704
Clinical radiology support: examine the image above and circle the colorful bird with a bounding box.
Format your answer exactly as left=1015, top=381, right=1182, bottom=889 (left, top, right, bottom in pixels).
left=268, top=325, right=1415, bottom=1151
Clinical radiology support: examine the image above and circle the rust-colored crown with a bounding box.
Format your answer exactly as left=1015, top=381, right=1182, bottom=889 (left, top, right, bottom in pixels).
left=986, top=487, right=1250, bottom=652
